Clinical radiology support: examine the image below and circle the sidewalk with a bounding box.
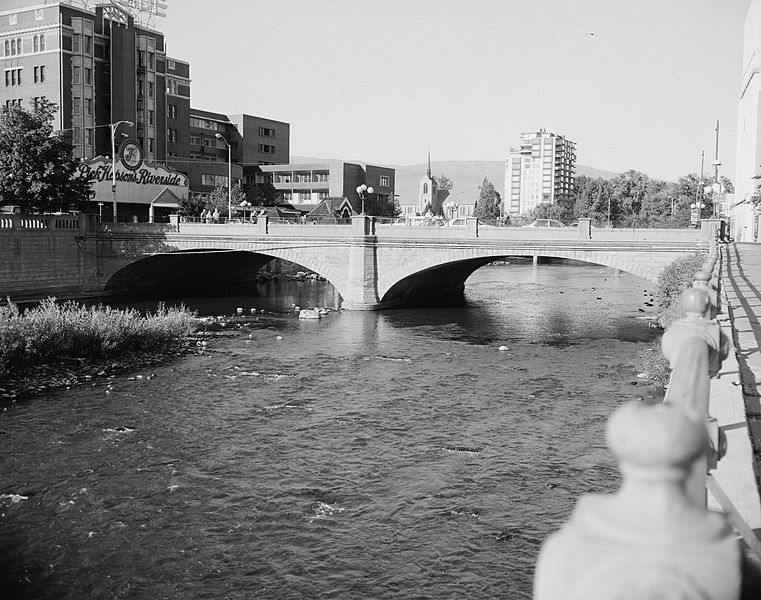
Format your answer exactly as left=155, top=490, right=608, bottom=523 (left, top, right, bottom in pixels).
left=712, top=242, right=761, bottom=531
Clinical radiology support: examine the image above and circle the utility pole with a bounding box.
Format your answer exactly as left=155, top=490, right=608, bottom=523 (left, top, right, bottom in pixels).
left=713, top=120, right=721, bottom=217
left=696, top=151, right=704, bottom=205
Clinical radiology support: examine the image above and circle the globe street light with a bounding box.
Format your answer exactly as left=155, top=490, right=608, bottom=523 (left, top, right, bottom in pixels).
left=110, top=120, right=133, bottom=222
left=215, top=133, right=232, bottom=221
left=239, top=199, right=251, bottom=221
left=356, top=184, right=374, bottom=215
left=690, top=201, right=706, bottom=227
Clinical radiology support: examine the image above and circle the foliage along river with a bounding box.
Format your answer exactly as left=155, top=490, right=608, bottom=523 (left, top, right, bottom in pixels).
left=0, top=260, right=660, bottom=599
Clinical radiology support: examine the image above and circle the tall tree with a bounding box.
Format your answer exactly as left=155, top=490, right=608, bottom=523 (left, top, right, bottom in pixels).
left=0, top=100, right=93, bottom=212
left=206, top=183, right=246, bottom=216
left=530, top=202, right=565, bottom=221
left=473, top=177, right=501, bottom=221
left=435, top=174, right=453, bottom=191
left=242, top=181, right=279, bottom=206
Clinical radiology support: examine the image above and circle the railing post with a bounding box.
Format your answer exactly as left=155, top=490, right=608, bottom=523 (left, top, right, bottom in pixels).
left=534, top=401, right=741, bottom=599
left=169, top=214, right=179, bottom=232
left=351, top=214, right=374, bottom=236
left=661, top=287, right=730, bottom=506
left=257, top=215, right=269, bottom=235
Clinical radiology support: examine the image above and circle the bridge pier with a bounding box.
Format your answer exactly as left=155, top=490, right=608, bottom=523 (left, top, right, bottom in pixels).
left=342, top=216, right=382, bottom=310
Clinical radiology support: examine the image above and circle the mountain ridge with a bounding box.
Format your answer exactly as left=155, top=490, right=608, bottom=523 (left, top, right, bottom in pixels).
left=289, top=156, right=618, bottom=203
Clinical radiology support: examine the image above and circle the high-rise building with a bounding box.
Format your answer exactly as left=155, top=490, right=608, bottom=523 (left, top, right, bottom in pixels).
left=504, top=130, right=576, bottom=215
left=0, top=1, right=184, bottom=164
left=733, top=0, right=761, bottom=242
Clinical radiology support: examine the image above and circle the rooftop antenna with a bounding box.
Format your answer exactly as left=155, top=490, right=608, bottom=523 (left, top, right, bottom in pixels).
left=60, top=1, right=168, bottom=29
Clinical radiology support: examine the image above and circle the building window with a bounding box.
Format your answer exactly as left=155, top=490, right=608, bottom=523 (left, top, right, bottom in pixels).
left=73, top=34, right=81, bottom=54
left=283, top=192, right=292, bottom=202
left=258, top=143, right=275, bottom=154
left=40, top=35, right=46, bottom=51
left=258, top=126, right=275, bottom=137
left=84, top=68, right=91, bottom=85
left=278, top=174, right=292, bottom=183
left=84, top=35, right=92, bottom=55
left=299, top=192, right=311, bottom=202
left=73, top=126, right=81, bottom=141
left=148, top=138, right=154, bottom=153
left=168, top=103, right=177, bottom=119
left=148, top=109, right=154, bottom=125
left=86, top=98, right=93, bottom=115
left=85, top=128, right=93, bottom=146
left=4, top=41, right=8, bottom=56
left=148, top=82, right=154, bottom=97
left=148, top=52, right=154, bottom=69
left=72, top=66, right=80, bottom=83
left=315, top=173, right=329, bottom=182
left=380, top=176, right=389, bottom=187
left=73, top=97, right=81, bottom=113
left=189, top=135, right=203, bottom=145
left=319, top=191, right=329, bottom=200
left=33, top=36, right=39, bottom=53
left=35, top=8, right=43, bottom=21
left=34, top=66, right=39, bottom=83
left=167, top=127, right=177, bottom=142
left=10, top=39, right=16, bottom=55
left=167, top=79, right=177, bottom=95
left=296, top=174, right=311, bottom=183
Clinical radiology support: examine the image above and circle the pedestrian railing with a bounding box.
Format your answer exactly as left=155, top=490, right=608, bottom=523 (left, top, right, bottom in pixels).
left=534, top=231, right=760, bottom=599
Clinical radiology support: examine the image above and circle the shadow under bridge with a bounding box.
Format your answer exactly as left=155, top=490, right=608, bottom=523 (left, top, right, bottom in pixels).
left=102, top=249, right=280, bottom=298
left=380, top=256, right=501, bottom=307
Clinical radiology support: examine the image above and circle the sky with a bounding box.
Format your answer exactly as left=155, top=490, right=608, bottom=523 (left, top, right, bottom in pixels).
left=45, top=0, right=757, bottom=180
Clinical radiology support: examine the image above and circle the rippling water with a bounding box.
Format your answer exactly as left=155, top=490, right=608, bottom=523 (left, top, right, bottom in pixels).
left=0, top=261, right=659, bottom=599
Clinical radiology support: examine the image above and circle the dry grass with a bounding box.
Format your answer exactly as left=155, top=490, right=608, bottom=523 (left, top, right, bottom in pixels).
left=0, top=298, right=196, bottom=376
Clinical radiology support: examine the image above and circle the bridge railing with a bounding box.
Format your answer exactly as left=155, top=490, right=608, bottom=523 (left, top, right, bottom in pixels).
left=534, top=236, right=761, bottom=598
left=0, top=213, right=88, bottom=231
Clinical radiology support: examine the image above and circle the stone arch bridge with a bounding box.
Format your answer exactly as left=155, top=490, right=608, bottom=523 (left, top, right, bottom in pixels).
left=0, top=215, right=716, bottom=309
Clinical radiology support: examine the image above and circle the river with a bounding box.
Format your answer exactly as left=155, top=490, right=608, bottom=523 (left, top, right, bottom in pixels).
left=0, top=260, right=660, bottom=599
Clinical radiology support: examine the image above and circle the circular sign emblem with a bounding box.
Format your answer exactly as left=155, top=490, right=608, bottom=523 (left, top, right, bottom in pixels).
left=119, top=140, right=143, bottom=171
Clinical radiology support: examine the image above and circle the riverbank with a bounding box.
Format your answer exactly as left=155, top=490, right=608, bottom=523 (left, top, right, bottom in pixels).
left=0, top=299, right=197, bottom=400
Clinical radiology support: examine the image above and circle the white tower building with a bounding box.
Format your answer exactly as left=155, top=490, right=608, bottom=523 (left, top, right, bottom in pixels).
left=504, top=130, right=576, bottom=215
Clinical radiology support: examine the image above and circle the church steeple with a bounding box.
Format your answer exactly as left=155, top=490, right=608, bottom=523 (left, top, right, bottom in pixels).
left=427, top=148, right=431, bottom=178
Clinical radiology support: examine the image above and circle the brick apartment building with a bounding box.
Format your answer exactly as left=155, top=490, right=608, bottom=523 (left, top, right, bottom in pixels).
left=0, top=1, right=290, bottom=219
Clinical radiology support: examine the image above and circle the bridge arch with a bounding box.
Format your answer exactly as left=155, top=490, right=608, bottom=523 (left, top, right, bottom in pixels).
left=377, top=248, right=688, bottom=307
left=102, top=247, right=350, bottom=300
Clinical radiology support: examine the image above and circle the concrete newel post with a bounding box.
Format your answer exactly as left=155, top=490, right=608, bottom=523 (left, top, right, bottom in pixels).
left=661, top=288, right=730, bottom=506
left=466, top=217, right=478, bottom=238
left=534, top=402, right=741, bottom=600
left=257, top=216, right=269, bottom=235
left=577, top=217, right=591, bottom=239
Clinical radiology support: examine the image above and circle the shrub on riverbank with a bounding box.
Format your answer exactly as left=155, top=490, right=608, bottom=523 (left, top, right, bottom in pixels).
left=637, top=252, right=706, bottom=388
left=0, top=298, right=196, bottom=376
left=655, top=252, right=705, bottom=328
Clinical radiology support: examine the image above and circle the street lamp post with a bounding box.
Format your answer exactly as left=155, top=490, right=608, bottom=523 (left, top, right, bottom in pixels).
left=239, top=200, right=252, bottom=221
left=215, top=133, right=232, bottom=221
left=690, top=201, right=706, bottom=227
left=356, top=184, right=374, bottom=215
left=110, top=120, right=133, bottom=222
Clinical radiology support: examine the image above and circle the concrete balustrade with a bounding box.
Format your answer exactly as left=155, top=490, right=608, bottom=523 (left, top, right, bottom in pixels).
left=535, top=240, right=757, bottom=599
left=534, top=402, right=741, bottom=599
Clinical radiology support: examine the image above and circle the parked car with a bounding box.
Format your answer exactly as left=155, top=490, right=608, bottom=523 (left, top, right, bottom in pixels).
left=569, top=222, right=599, bottom=229
left=521, top=219, right=566, bottom=228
